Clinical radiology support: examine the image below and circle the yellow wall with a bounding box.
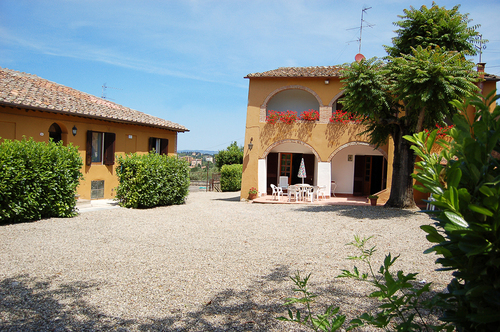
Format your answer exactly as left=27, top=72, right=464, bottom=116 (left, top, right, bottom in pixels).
left=0, top=105, right=180, bottom=200
left=241, top=77, right=387, bottom=199
left=240, top=76, right=497, bottom=203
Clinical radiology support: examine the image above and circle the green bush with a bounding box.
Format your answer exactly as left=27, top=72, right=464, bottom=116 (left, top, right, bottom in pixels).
left=406, top=91, right=500, bottom=331
left=220, top=164, right=242, bottom=192
left=116, top=152, right=190, bottom=208
left=0, top=137, right=83, bottom=223
left=214, top=141, right=243, bottom=169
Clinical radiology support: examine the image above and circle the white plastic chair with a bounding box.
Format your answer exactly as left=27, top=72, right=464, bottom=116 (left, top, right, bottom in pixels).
left=307, top=186, right=319, bottom=202
left=316, top=185, right=326, bottom=201
left=426, top=193, right=436, bottom=211
left=279, top=176, right=289, bottom=192
left=270, top=184, right=283, bottom=201
left=287, top=185, right=300, bottom=202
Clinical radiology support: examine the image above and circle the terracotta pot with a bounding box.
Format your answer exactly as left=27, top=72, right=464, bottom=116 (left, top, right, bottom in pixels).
left=370, top=198, right=378, bottom=206
left=248, top=193, right=257, bottom=200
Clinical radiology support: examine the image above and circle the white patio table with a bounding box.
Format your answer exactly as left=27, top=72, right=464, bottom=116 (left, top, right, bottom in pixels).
left=294, top=184, right=312, bottom=202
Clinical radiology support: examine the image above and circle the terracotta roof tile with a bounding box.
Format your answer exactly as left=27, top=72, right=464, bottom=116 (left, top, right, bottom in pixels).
left=0, top=67, right=189, bottom=132
left=246, top=66, right=343, bottom=78
left=246, top=65, right=500, bottom=82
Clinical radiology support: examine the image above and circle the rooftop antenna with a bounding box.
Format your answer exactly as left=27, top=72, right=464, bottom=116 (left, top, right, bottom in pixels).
left=101, top=83, right=122, bottom=100
left=474, top=34, right=487, bottom=63
left=346, top=6, right=375, bottom=54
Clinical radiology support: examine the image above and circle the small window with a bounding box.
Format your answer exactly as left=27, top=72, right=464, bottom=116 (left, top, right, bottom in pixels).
left=48, top=123, right=62, bottom=143
left=91, top=180, right=105, bottom=199
left=86, top=131, right=115, bottom=165
left=91, top=132, right=103, bottom=162
left=149, top=137, right=168, bottom=155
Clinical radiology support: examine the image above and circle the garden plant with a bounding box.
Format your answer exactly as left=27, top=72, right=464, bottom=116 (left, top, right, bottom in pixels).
left=278, top=93, right=500, bottom=331
left=0, top=137, right=83, bottom=222
left=116, top=152, right=190, bottom=208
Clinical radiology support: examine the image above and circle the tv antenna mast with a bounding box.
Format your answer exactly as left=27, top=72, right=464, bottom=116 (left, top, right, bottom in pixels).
left=347, top=6, right=375, bottom=54
left=101, top=83, right=122, bottom=100
left=474, top=34, right=487, bottom=63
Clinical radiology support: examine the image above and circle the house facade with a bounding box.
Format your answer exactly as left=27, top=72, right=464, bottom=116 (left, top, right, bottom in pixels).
left=240, top=65, right=498, bottom=203
left=0, top=67, right=188, bottom=200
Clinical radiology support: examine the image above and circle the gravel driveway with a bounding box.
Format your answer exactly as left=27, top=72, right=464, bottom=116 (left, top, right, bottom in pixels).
left=0, top=191, right=449, bottom=331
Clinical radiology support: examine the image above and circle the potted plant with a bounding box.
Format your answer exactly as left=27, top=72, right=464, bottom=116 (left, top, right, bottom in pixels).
left=300, top=109, right=319, bottom=121
left=266, top=110, right=280, bottom=124
left=280, top=110, right=298, bottom=124
left=248, top=187, right=258, bottom=200
left=368, top=194, right=379, bottom=206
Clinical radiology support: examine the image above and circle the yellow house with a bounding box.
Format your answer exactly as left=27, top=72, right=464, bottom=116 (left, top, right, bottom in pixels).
left=0, top=67, right=188, bottom=200
left=240, top=65, right=499, bottom=204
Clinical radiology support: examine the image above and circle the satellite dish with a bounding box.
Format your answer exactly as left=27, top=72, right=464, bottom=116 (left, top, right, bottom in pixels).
left=355, top=53, right=366, bottom=62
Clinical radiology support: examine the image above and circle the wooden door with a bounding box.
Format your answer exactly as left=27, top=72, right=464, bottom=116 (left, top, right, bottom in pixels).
left=267, top=153, right=279, bottom=194
left=353, top=155, right=365, bottom=195
left=363, top=156, right=372, bottom=195
left=280, top=153, right=292, bottom=185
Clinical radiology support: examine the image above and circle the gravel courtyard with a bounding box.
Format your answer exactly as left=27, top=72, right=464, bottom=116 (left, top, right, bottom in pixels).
left=0, top=191, right=449, bottom=331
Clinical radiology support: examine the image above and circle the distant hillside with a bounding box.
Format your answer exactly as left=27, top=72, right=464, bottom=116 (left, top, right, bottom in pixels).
left=179, top=150, right=218, bottom=155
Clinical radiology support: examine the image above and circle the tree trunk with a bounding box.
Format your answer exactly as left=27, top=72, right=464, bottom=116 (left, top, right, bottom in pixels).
left=384, top=126, right=417, bottom=209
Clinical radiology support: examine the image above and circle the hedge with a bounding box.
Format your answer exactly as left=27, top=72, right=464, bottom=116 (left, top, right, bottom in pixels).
left=115, top=152, right=190, bottom=208
left=220, top=164, right=242, bottom=192
left=0, top=138, right=83, bottom=223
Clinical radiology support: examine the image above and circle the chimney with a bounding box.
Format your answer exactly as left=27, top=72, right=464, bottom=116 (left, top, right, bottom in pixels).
left=477, top=63, right=485, bottom=93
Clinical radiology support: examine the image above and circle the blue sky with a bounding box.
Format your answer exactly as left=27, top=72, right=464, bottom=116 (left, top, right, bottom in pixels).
left=1, top=1, right=499, bottom=151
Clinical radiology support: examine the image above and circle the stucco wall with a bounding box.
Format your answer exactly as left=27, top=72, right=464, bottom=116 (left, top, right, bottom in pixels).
left=1, top=106, right=179, bottom=200
left=241, top=76, right=387, bottom=199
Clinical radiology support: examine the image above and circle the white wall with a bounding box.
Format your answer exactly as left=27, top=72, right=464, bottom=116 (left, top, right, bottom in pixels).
left=267, top=89, right=319, bottom=115
left=258, top=158, right=266, bottom=196
left=331, top=144, right=383, bottom=194
left=317, top=162, right=331, bottom=196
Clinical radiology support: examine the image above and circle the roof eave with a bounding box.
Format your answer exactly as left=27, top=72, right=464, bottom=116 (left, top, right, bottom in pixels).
left=0, top=101, right=189, bottom=132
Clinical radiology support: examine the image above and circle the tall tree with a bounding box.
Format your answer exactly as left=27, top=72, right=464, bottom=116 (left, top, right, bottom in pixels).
left=341, top=3, right=481, bottom=208
left=214, top=141, right=243, bottom=169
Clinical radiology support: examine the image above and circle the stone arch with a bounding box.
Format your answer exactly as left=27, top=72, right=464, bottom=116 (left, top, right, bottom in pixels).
left=327, top=141, right=388, bottom=162
left=261, top=139, right=321, bottom=162
left=328, top=91, right=344, bottom=108
left=261, top=85, right=323, bottom=110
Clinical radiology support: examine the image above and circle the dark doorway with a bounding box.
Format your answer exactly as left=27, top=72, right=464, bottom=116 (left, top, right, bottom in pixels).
left=266, top=153, right=279, bottom=194
left=266, top=152, right=315, bottom=194
left=353, top=155, right=387, bottom=196
left=48, top=123, right=62, bottom=143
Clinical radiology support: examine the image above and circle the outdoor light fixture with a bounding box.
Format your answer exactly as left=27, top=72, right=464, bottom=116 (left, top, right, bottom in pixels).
left=324, top=79, right=330, bottom=85
left=248, top=137, right=254, bottom=151
left=72, top=125, right=77, bottom=136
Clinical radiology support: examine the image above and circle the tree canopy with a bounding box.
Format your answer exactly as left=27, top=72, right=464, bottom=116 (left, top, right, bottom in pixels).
left=385, top=2, right=480, bottom=57
left=214, top=141, right=243, bottom=169
left=341, top=3, right=481, bottom=208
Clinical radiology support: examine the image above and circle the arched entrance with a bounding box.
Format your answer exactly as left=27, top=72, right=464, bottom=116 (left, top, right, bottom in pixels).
left=48, top=123, right=62, bottom=143
left=328, top=142, right=388, bottom=196
left=261, top=140, right=322, bottom=195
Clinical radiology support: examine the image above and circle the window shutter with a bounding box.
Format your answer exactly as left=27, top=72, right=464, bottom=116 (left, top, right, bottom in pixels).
left=103, top=132, right=116, bottom=165
left=86, top=131, right=93, bottom=166
left=160, top=139, right=169, bottom=155
left=149, top=137, right=156, bottom=153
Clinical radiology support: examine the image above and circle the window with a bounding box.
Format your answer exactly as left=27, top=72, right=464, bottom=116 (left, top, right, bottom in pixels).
left=48, top=123, right=62, bottom=143
left=149, top=137, right=168, bottom=155
left=91, top=180, right=105, bottom=199
left=86, top=131, right=115, bottom=165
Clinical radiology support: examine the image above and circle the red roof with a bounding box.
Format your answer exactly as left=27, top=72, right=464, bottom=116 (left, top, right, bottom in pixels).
left=0, top=67, right=188, bottom=132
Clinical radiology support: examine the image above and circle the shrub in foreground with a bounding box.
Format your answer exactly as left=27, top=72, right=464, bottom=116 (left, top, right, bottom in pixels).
left=278, top=93, right=500, bottom=331
left=407, top=91, right=500, bottom=331
left=115, top=152, right=190, bottom=208
left=220, top=164, right=242, bottom=192
left=0, top=138, right=83, bottom=223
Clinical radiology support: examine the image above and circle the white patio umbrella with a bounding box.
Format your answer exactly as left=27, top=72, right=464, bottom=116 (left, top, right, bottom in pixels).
left=298, top=158, right=306, bottom=184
